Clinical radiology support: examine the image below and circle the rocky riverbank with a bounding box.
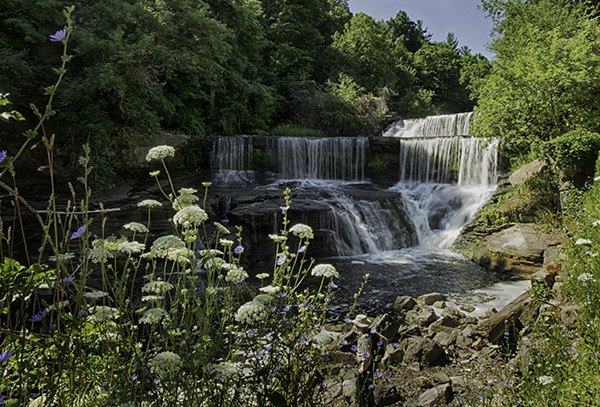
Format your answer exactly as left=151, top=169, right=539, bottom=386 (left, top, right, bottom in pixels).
left=318, top=262, right=572, bottom=406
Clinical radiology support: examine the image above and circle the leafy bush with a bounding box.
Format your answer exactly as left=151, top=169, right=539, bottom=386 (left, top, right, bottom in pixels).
left=546, top=129, right=600, bottom=188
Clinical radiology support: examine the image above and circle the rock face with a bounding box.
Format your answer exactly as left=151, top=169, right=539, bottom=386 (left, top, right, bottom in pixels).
left=508, top=159, right=547, bottom=186
left=473, top=223, right=562, bottom=273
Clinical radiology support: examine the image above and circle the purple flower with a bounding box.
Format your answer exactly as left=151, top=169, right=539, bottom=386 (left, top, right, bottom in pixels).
left=132, top=375, right=138, bottom=381
left=392, top=343, right=399, bottom=349
left=324, top=297, right=330, bottom=302
left=283, top=305, right=291, bottom=312
left=70, top=224, right=87, bottom=240
left=368, top=384, right=376, bottom=390
left=341, top=339, right=348, bottom=346
left=277, top=255, right=286, bottom=265
left=50, top=29, right=67, bottom=42
left=375, top=371, right=383, bottom=378
left=344, top=317, right=352, bottom=323
left=377, top=340, right=383, bottom=346
left=0, top=350, right=15, bottom=363
left=28, top=310, right=47, bottom=322
left=234, top=245, right=244, bottom=254
left=330, top=282, right=338, bottom=289
left=344, top=364, right=351, bottom=369
left=298, top=245, right=306, bottom=253
left=0, top=150, right=7, bottom=163
left=154, top=379, right=161, bottom=385
left=370, top=328, right=377, bottom=334
left=351, top=345, right=358, bottom=352
left=363, top=352, right=370, bottom=359
left=59, top=276, right=75, bottom=283
left=386, top=371, right=393, bottom=377
left=280, top=206, right=290, bottom=211
left=78, top=156, right=88, bottom=166
left=319, top=384, right=327, bottom=392
left=344, top=396, right=353, bottom=404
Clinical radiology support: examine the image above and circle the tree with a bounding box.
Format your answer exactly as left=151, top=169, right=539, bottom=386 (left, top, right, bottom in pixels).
left=474, top=0, right=600, bottom=157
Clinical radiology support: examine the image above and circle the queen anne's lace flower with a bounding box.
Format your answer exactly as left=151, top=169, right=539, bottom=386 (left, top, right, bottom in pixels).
left=140, top=308, right=167, bottom=324
left=173, top=206, right=208, bottom=226
left=204, top=257, right=226, bottom=270
left=268, top=234, right=286, bottom=243
left=84, top=290, right=109, bottom=300
left=145, top=235, right=185, bottom=258
left=225, top=266, right=249, bottom=283
left=90, top=238, right=117, bottom=263
left=137, top=199, right=163, bottom=208
left=142, top=280, right=174, bottom=295
left=150, top=351, right=182, bottom=378
left=311, top=264, right=339, bottom=278
left=220, top=239, right=234, bottom=247
left=167, top=247, right=193, bottom=264
left=256, top=273, right=270, bottom=280
left=146, top=145, right=175, bottom=161
left=88, top=306, right=119, bottom=323
left=289, top=223, right=314, bottom=240
left=118, top=241, right=145, bottom=255
left=123, top=222, right=149, bottom=233
left=213, top=362, right=240, bottom=379
left=235, top=301, right=268, bottom=324
left=214, top=222, right=230, bottom=234
left=172, top=188, right=199, bottom=210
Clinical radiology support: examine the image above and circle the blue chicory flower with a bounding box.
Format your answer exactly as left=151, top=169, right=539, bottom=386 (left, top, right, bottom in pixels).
left=280, top=206, right=290, bottom=211
left=70, top=224, right=86, bottom=240
left=50, top=29, right=67, bottom=42
left=234, top=245, right=244, bottom=254
left=375, top=371, right=383, bottom=378
left=28, top=310, right=47, bottom=322
left=0, top=350, right=15, bottom=363
left=282, top=305, right=291, bottom=312
left=277, top=255, right=286, bottom=265
left=298, top=245, right=306, bottom=253
left=0, top=150, right=7, bottom=163
left=351, top=345, right=357, bottom=352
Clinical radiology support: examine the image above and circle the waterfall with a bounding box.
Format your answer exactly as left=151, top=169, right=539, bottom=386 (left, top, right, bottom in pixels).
left=383, top=112, right=474, bottom=138
left=211, top=136, right=252, bottom=171
left=384, top=112, right=499, bottom=250
left=319, top=194, right=418, bottom=257
left=397, top=137, right=499, bottom=186
left=276, top=137, right=367, bottom=181
left=210, top=136, right=255, bottom=186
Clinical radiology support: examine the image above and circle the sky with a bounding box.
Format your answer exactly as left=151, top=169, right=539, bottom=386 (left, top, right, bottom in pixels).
left=347, top=0, right=495, bottom=58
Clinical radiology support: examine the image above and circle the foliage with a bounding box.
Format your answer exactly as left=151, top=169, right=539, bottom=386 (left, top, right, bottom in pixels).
left=271, top=124, right=326, bottom=138
left=474, top=0, right=600, bottom=159
left=546, top=129, right=600, bottom=188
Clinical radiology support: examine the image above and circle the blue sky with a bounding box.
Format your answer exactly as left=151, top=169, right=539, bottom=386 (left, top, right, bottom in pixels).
left=347, top=0, right=495, bottom=58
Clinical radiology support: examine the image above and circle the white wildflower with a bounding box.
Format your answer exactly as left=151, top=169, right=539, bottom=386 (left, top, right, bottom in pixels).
left=259, top=285, right=280, bottom=294
left=146, top=235, right=186, bottom=258
left=167, top=247, right=193, bottom=264
left=146, top=145, right=175, bottom=161
left=88, top=306, right=119, bottom=323
left=200, top=249, right=224, bottom=257
left=311, top=263, right=339, bottom=278
left=578, top=273, right=593, bottom=281
left=142, top=295, right=162, bottom=302
left=289, top=223, right=314, bottom=240
left=173, top=205, right=208, bottom=226
left=235, top=301, right=268, bottom=324
left=84, top=290, right=109, bottom=300
left=118, top=241, right=145, bottom=255
left=172, top=188, right=199, bottom=210
left=140, top=308, right=167, bottom=324
left=593, top=220, right=600, bottom=226
left=256, top=273, right=270, bottom=280
left=214, top=222, right=230, bottom=234
left=220, top=239, right=234, bottom=247
left=150, top=351, right=182, bottom=378
left=225, top=266, right=249, bottom=283
left=137, top=199, right=163, bottom=208
left=142, top=280, right=174, bottom=295
left=575, top=238, right=592, bottom=245
left=538, top=375, right=554, bottom=385
left=252, top=294, right=272, bottom=305
left=213, top=362, right=240, bottom=379
left=269, top=234, right=286, bottom=243
left=123, top=222, right=149, bottom=233
left=89, top=239, right=115, bottom=263
left=204, top=257, right=226, bottom=270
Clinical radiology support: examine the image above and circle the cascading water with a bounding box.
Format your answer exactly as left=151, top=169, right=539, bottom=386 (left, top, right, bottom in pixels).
left=275, top=137, right=367, bottom=181
left=383, top=111, right=474, bottom=138
left=210, top=136, right=255, bottom=186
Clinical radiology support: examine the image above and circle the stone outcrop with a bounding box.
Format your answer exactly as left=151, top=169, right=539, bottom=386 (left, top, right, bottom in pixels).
left=508, top=159, right=547, bottom=186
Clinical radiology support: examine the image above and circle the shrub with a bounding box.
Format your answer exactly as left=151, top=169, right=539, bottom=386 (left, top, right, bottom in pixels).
left=546, top=129, right=600, bottom=188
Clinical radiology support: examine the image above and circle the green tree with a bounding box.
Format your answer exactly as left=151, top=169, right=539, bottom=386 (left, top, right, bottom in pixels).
left=474, top=0, right=600, bottom=157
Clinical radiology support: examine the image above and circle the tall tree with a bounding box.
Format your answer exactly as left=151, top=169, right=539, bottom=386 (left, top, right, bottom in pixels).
left=474, top=0, right=600, bottom=156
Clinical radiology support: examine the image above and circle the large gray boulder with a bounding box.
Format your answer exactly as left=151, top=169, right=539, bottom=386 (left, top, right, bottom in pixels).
left=508, top=159, right=547, bottom=186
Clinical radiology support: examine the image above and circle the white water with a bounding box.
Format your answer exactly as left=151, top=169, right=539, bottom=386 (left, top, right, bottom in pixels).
left=211, top=135, right=253, bottom=171
left=276, top=137, right=367, bottom=181
left=383, top=112, right=474, bottom=138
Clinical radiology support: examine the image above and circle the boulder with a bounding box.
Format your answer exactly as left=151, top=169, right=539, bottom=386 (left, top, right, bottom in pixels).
left=476, top=292, right=536, bottom=343
left=417, top=383, right=453, bottom=407
left=418, top=292, right=447, bottom=305
left=400, top=337, right=445, bottom=366
left=370, top=313, right=401, bottom=342
left=477, top=223, right=562, bottom=273
left=508, top=159, right=547, bottom=186
left=393, top=296, right=417, bottom=313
